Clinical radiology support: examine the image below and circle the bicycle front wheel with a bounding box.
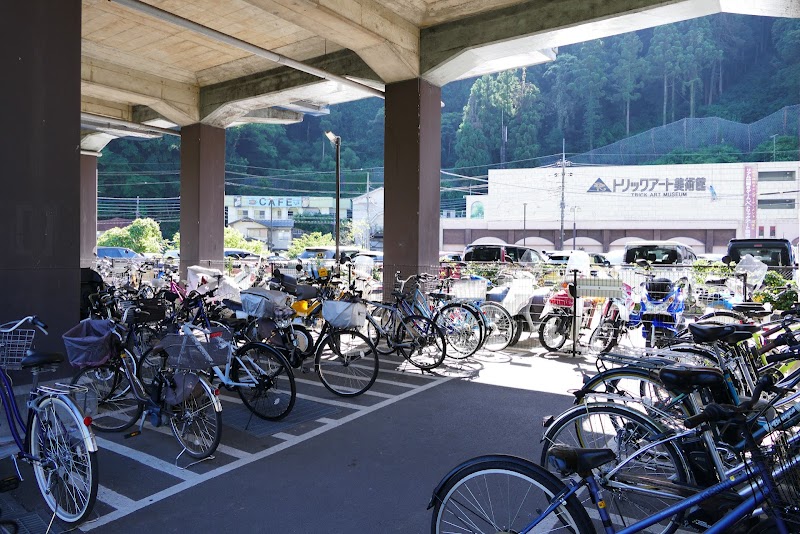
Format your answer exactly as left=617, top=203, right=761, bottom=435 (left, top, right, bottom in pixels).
left=169, top=377, right=222, bottom=459
left=396, top=315, right=446, bottom=370
left=433, top=303, right=483, bottom=359
left=30, top=396, right=99, bottom=524
left=232, top=342, right=296, bottom=420
left=431, top=456, right=593, bottom=534
left=316, top=329, right=379, bottom=397
left=72, top=362, right=143, bottom=432
left=479, top=302, right=514, bottom=352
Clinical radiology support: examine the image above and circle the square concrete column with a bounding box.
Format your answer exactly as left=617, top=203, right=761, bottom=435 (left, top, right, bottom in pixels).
left=0, top=1, right=81, bottom=351
left=180, top=123, right=226, bottom=280
left=384, top=78, right=441, bottom=290
left=80, top=153, right=99, bottom=268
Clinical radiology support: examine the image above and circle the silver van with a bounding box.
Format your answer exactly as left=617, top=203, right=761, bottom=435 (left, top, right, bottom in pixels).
left=623, top=241, right=698, bottom=265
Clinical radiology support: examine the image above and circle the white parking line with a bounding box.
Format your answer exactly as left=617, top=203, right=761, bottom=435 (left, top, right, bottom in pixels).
left=97, top=485, right=137, bottom=510
left=294, top=392, right=364, bottom=409
left=94, top=437, right=196, bottom=482
left=144, top=423, right=251, bottom=460
left=82, top=375, right=452, bottom=530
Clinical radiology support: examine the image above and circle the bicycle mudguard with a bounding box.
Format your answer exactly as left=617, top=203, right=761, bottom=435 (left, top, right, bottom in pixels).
left=39, top=396, right=99, bottom=454
left=427, top=454, right=561, bottom=510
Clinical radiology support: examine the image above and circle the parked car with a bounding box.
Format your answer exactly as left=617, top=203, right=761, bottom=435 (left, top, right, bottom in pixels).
left=544, top=250, right=610, bottom=267
left=439, top=251, right=463, bottom=262
left=462, top=243, right=545, bottom=266
left=224, top=248, right=260, bottom=260
left=297, top=246, right=361, bottom=264
left=163, top=249, right=180, bottom=259
left=623, top=240, right=698, bottom=265
left=727, top=238, right=796, bottom=278
left=96, top=246, right=144, bottom=259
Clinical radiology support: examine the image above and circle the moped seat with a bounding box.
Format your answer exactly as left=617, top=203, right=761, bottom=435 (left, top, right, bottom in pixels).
left=486, top=286, right=509, bottom=303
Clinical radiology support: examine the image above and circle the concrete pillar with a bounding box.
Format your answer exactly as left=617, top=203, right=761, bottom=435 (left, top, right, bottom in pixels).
left=180, top=123, right=226, bottom=280
left=383, top=78, right=441, bottom=287
left=80, top=153, right=99, bottom=268
left=706, top=229, right=714, bottom=253
left=0, top=1, right=81, bottom=351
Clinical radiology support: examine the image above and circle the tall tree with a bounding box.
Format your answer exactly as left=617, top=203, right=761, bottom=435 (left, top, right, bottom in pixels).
left=574, top=40, right=608, bottom=150
left=681, top=18, right=722, bottom=118
left=647, top=25, right=685, bottom=126
left=611, top=33, right=647, bottom=135
left=543, top=53, right=579, bottom=140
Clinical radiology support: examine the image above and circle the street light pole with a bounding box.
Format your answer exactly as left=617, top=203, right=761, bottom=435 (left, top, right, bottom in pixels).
left=325, top=131, right=342, bottom=265
left=771, top=134, right=778, bottom=162
left=268, top=198, right=274, bottom=252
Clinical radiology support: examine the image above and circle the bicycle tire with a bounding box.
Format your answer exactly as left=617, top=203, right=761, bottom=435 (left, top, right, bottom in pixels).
left=431, top=456, right=594, bottom=534
left=396, top=315, right=446, bottom=370
left=315, top=329, right=379, bottom=397
left=232, top=342, right=296, bottom=420
left=579, top=366, right=692, bottom=421
left=366, top=306, right=396, bottom=355
left=137, top=347, right=168, bottom=391
left=479, top=302, right=515, bottom=352
left=168, top=376, right=222, bottom=459
left=540, top=403, right=688, bottom=534
left=433, top=302, right=483, bottom=358
left=588, top=319, right=620, bottom=353
left=71, top=362, right=144, bottom=432
left=539, top=313, right=569, bottom=351
left=29, top=396, right=99, bottom=524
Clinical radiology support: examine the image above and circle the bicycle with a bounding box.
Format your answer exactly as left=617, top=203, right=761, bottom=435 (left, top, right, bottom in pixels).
left=256, top=277, right=380, bottom=397
left=361, top=277, right=447, bottom=370
left=0, top=316, right=98, bottom=524
left=71, top=310, right=223, bottom=460
left=429, top=373, right=800, bottom=533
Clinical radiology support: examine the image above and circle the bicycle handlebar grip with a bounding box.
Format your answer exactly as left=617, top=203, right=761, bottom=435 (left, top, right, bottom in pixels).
left=765, top=349, right=799, bottom=364
left=32, top=317, right=48, bottom=331
left=745, top=374, right=775, bottom=409
left=684, top=412, right=710, bottom=429
left=685, top=403, right=739, bottom=429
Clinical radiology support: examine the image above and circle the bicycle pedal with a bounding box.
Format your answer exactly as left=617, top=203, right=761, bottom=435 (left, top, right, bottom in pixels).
left=301, top=366, right=313, bottom=374
left=124, top=430, right=142, bottom=439
left=0, top=475, right=20, bottom=493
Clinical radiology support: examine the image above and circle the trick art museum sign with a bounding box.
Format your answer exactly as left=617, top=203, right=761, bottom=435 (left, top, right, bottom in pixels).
left=587, top=177, right=708, bottom=197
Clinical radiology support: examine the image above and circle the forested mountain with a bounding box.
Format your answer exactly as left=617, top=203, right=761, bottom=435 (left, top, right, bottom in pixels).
left=99, top=14, right=800, bottom=205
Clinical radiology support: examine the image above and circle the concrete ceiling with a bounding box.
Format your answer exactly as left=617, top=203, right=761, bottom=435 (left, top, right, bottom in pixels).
left=80, top=0, right=800, bottom=146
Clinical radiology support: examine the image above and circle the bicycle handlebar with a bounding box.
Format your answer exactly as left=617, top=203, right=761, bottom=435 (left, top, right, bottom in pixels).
left=0, top=316, right=48, bottom=335
left=685, top=374, right=775, bottom=429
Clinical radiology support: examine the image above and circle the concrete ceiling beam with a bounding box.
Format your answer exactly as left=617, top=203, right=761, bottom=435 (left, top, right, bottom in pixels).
left=81, top=96, right=132, bottom=122
left=421, top=0, right=734, bottom=85
left=201, top=49, right=380, bottom=127
left=80, top=131, right=118, bottom=153
left=81, top=57, right=200, bottom=126
left=718, top=0, right=800, bottom=17
left=242, top=0, right=420, bottom=82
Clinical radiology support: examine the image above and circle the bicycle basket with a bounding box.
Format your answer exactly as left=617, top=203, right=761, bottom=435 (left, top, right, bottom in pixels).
left=0, top=328, right=35, bottom=370
left=747, top=430, right=800, bottom=527
left=322, top=300, right=367, bottom=329
left=160, top=328, right=232, bottom=370
left=62, top=319, right=115, bottom=369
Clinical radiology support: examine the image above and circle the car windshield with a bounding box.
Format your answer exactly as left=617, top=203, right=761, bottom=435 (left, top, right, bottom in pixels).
left=464, top=246, right=501, bottom=262
left=729, top=246, right=790, bottom=266
left=625, top=246, right=679, bottom=264
left=297, top=249, right=332, bottom=259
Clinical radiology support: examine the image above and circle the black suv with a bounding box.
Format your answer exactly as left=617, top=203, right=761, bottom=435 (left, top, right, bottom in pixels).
left=727, top=238, right=796, bottom=278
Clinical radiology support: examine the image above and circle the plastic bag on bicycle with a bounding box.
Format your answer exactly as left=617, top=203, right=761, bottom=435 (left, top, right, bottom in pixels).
left=163, top=372, right=201, bottom=405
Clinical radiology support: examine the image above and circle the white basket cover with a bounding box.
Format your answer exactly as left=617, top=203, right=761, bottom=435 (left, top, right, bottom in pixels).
left=322, top=300, right=367, bottom=329
left=241, top=287, right=293, bottom=318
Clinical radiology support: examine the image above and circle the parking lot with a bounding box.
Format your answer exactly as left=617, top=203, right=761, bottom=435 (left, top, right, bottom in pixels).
left=2, top=340, right=589, bottom=533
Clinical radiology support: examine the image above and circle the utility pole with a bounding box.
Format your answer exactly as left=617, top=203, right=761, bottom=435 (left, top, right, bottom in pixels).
left=560, top=139, right=566, bottom=250
left=570, top=206, right=580, bottom=250
left=523, top=203, right=527, bottom=246
left=771, top=134, right=778, bottom=161
left=268, top=198, right=274, bottom=252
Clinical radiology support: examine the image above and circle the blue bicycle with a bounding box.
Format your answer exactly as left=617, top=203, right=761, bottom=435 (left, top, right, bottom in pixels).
left=429, top=373, right=800, bottom=533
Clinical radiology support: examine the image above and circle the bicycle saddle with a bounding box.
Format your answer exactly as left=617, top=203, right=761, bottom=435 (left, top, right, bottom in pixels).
left=222, top=299, right=243, bottom=312
left=658, top=364, right=724, bottom=393
left=547, top=446, right=617, bottom=477
left=732, top=303, right=771, bottom=318
left=21, top=350, right=63, bottom=369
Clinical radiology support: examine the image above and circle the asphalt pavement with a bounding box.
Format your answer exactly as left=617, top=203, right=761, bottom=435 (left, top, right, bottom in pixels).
left=4, top=335, right=595, bottom=534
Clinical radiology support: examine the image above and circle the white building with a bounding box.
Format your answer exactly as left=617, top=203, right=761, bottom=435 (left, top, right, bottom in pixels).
left=441, top=162, right=800, bottom=254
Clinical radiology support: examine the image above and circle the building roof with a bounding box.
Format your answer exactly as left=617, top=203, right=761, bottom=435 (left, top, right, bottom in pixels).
left=230, top=217, right=294, bottom=228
